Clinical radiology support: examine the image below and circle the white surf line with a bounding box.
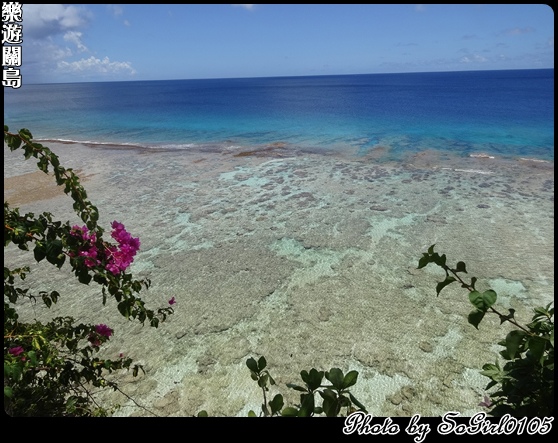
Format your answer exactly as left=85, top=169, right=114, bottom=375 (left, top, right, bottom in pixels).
left=469, top=153, right=495, bottom=159
left=519, top=158, right=550, bottom=163
left=258, top=157, right=298, bottom=166
left=440, top=167, right=494, bottom=175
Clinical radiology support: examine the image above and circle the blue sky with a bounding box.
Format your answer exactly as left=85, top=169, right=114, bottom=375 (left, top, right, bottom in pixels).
left=16, top=4, right=555, bottom=84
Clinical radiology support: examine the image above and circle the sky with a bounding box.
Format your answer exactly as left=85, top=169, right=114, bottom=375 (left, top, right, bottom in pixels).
left=10, top=3, right=555, bottom=84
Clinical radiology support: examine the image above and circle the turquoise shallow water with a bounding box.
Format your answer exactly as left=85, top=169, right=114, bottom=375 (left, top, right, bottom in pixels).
left=4, top=138, right=554, bottom=417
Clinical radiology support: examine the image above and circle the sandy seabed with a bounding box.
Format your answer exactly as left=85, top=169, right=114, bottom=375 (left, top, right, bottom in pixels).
left=4, top=141, right=554, bottom=417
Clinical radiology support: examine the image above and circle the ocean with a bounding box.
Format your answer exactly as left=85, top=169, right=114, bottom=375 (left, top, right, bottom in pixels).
left=3, top=69, right=555, bottom=417
left=4, top=68, right=554, bottom=161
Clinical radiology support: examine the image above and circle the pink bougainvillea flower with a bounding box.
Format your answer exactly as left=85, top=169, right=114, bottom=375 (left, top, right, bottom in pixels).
left=95, top=324, right=113, bottom=338
left=8, top=346, right=24, bottom=356
left=70, top=225, right=100, bottom=267
left=168, top=296, right=176, bottom=305
left=105, top=221, right=140, bottom=275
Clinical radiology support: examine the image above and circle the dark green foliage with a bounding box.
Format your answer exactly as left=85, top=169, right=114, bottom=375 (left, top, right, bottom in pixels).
left=245, top=357, right=367, bottom=417
left=418, top=244, right=554, bottom=417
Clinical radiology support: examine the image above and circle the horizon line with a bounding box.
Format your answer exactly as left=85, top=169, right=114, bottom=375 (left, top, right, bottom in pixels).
left=14, top=67, right=554, bottom=87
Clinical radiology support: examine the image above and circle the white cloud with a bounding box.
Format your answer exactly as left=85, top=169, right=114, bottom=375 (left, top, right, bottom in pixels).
left=501, top=27, right=535, bottom=36
left=106, top=4, right=124, bottom=17
left=20, top=4, right=136, bottom=82
left=58, top=56, right=136, bottom=75
left=63, top=31, right=88, bottom=52
left=23, top=4, right=91, bottom=39
left=106, top=4, right=130, bottom=26
left=459, top=54, right=488, bottom=64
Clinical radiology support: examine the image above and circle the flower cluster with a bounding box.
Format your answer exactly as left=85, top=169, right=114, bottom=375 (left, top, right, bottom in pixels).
left=69, top=221, right=140, bottom=275
left=88, top=324, right=114, bottom=347
left=8, top=346, right=24, bottom=356
left=69, top=225, right=99, bottom=268
left=106, top=221, right=140, bottom=275
left=95, top=324, right=114, bottom=337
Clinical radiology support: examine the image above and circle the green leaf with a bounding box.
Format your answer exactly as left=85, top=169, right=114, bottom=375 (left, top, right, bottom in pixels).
left=45, top=240, right=63, bottom=265
left=480, top=362, right=504, bottom=381
left=342, top=370, right=358, bottom=389
left=482, top=290, right=497, bottom=308
left=455, top=261, right=467, bottom=273
left=118, top=301, right=132, bottom=319
left=246, top=357, right=258, bottom=373
left=468, top=291, right=482, bottom=308
left=499, top=308, right=516, bottom=324
left=301, top=368, right=324, bottom=391
left=468, top=309, right=485, bottom=329
left=197, top=410, right=209, bottom=417
left=4, top=386, right=13, bottom=398
left=33, top=244, right=47, bottom=262
left=533, top=306, right=550, bottom=317
left=505, top=330, right=527, bottom=360
left=257, top=373, right=268, bottom=388
left=66, top=396, right=78, bottom=411
left=53, top=254, right=66, bottom=269
left=436, top=276, right=456, bottom=296
left=417, top=255, right=430, bottom=269
left=298, top=393, right=315, bottom=417
left=19, top=128, right=32, bottom=140
left=319, top=387, right=336, bottom=399
left=42, top=294, right=52, bottom=308
left=257, top=355, right=267, bottom=371
left=468, top=290, right=497, bottom=312
left=27, top=350, right=38, bottom=365
left=269, top=394, right=284, bottom=415
left=325, top=368, right=344, bottom=390
left=434, top=253, right=447, bottom=267
left=470, top=276, right=477, bottom=289
left=10, top=363, right=23, bottom=381
left=286, top=383, right=308, bottom=392
left=349, top=392, right=368, bottom=412
left=322, top=398, right=338, bottom=417
left=527, top=336, right=547, bottom=363
left=77, top=269, right=92, bottom=285
left=281, top=407, right=299, bottom=417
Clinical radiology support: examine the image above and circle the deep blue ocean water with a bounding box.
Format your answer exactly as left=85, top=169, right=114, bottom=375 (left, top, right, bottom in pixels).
left=4, top=69, right=554, bottom=161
